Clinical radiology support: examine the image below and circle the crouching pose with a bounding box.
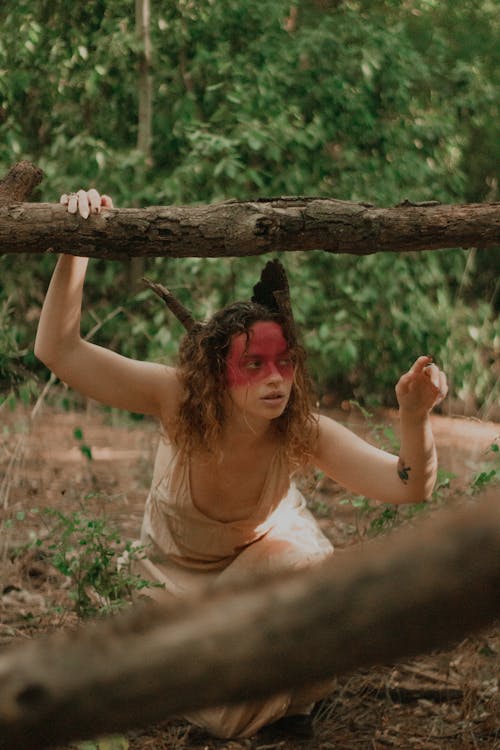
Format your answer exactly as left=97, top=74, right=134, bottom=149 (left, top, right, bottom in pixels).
left=35, top=189, right=448, bottom=738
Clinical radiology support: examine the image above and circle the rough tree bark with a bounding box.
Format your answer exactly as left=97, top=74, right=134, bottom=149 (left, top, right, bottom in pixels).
left=0, top=162, right=498, bottom=259
left=0, top=496, right=499, bottom=750
left=0, top=161, right=43, bottom=205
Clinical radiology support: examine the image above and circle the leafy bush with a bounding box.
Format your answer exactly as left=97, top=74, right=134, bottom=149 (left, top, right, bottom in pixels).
left=32, top=504, right=160, bottom=619
left=0, top=0, right=498, bottom=410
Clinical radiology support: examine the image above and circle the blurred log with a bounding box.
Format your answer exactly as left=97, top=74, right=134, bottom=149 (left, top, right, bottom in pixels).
left=0, top=496, right=499, bottom=750
left=0, top=162, right=498, bottom=259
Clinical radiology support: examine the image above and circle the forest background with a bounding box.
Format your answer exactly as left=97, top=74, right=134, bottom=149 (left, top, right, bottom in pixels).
left=0, top=0, right=498, bottom=415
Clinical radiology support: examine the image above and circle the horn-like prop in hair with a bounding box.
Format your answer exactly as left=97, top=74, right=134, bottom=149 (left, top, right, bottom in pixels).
left=251, top=259, right=296, bottom=336
left=143, top=277, right=196, bottom=332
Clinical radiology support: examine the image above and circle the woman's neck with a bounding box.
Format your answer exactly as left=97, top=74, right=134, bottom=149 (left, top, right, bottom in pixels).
left=221, top=413, right=276, bottom=450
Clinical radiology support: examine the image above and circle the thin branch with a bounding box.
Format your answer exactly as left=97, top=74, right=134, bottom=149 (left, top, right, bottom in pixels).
left=142, top=278, right=196, bottom=330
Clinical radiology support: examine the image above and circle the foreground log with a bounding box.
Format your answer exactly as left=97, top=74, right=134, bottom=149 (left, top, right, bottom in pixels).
left=0, top=496, right=499, bottom=750
left=0, top=162, right=499, bottom=258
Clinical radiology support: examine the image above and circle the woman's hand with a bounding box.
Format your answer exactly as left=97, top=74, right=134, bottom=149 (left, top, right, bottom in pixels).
left=60, top=188, right=113, bottom=219
left=395, top=356, right=448, bottom=416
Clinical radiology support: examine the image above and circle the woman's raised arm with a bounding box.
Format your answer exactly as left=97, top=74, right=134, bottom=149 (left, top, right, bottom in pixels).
left=34, top=190, right=180, bottom=421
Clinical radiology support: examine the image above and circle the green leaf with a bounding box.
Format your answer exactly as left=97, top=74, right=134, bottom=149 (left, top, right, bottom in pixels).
left=80, top=444, right=93, bottom=461
left=73, top=427, right=84, bottom=441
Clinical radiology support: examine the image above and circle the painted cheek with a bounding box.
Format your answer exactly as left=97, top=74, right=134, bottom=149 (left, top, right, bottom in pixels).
left=227, top=362, right=251, bottom=387
left=226, top=335, right=248, bottom=387
left=278, top=360, right=294, bottom=380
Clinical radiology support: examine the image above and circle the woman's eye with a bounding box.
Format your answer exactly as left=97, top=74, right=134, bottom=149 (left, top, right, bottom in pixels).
left=246, top=359, right=262, bottom=370
left=279, top=359, right=292, bottom=368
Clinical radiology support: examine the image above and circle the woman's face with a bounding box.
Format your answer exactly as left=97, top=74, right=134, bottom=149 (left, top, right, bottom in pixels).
left=225, top=321, right=294, bottom=421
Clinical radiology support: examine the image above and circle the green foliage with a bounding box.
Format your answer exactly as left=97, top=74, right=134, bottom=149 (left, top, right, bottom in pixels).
left=33, top=504, right=159, bottom=618
left=0, top=0, right=498, bottom=409
left=73, top=426, right=93, bottom=462
left=468, top=441, right=499, bottom=496
left=3, top=0, right=495, bottom=205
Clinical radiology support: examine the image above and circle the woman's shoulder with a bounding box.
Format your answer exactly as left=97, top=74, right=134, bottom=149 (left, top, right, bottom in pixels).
left=158, top=366, right=184, bottom=425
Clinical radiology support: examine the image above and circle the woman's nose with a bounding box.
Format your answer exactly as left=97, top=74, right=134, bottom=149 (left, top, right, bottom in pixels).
left=266, top=362, right=283, bottom=382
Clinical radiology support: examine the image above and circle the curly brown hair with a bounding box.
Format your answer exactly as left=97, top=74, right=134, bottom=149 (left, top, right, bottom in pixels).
left=173, top=301, right=317, bottom=469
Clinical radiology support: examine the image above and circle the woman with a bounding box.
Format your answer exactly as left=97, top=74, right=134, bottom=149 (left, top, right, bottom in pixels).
left=35, top=188, right=448, bottom=738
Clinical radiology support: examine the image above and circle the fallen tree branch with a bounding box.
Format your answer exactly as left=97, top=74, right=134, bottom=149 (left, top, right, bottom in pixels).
left=0, top=495, right=499, bottom=750
left=0, top=162, right=498, bottom=258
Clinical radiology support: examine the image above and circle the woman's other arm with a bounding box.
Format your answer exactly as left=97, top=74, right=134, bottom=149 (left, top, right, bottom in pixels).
left=312, top=356, right=448, bottom=505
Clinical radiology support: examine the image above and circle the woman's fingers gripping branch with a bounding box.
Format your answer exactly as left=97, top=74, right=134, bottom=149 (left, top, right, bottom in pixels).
left=60, top=189, right=114, bottom=219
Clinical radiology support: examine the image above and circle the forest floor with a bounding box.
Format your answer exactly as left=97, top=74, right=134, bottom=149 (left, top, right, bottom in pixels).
left=0, top=403, right=499, bottom=750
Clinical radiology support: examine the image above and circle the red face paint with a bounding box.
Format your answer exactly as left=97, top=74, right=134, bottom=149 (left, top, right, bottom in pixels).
left=226, top=322, right=294, bottom=387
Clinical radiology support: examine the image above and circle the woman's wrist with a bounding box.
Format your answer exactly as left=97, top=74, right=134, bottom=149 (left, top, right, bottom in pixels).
left=398, top=404, right=431, bottom=423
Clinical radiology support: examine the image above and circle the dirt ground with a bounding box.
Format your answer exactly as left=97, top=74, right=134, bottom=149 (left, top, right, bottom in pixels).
left=1, top=402, right=499, bottom=750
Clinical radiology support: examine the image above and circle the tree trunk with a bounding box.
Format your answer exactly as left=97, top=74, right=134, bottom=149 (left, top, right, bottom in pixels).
left=0, top=496, right=499, bottom=750
left=0, top=163, right=498, bottom=259
left=128, top=0, right=153, bottom=291
left=135, top=0, right=152, bottom=164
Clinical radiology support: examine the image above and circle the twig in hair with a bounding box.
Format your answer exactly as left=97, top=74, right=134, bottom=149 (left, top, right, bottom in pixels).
left=142, top=277, right=196, bottom=331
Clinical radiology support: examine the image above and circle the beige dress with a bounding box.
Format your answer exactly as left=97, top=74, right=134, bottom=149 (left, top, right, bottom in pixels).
left=137, top=436, right=334, bottom=738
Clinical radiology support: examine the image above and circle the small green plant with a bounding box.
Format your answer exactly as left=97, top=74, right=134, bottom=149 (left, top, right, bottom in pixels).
left=470, top=469, right=497, bottom=494
left=432, top=467, right=456, bottom=504
left=368, top=504, right=400, bottom=535
left=339, top=495, right=401, bottom=538
left=73, top=426, right=93, bottom=462
left=33, top=504, right=160, bottom=618
left=468, top=441, right=499, bottom=496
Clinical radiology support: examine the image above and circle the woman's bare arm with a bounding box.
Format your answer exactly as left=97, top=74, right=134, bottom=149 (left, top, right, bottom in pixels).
left=312, top=357, right=448, bottom=505
left=34, top=190, right=180, bottom=421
